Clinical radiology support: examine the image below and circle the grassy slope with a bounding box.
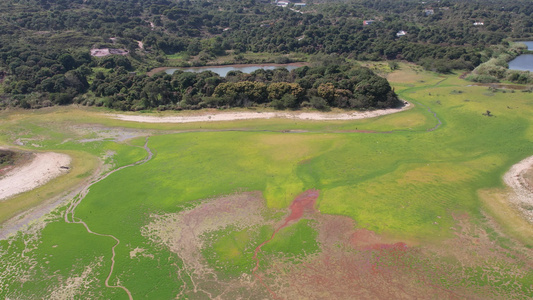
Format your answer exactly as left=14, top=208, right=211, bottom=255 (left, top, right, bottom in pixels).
left=1, top=63, right=533, bottom=298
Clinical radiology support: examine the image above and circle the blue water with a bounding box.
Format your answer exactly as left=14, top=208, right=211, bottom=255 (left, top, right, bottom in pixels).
left=164, top=64, right=301, bottom=77
left=519, top=41, right=533, bottom=50
left=508, top=54, right=533, bottom=72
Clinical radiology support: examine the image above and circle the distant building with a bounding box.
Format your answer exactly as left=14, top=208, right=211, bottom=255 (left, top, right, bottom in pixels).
left=276, top=1, right=289, bottom=7
left=363, top=20, right=375, bottom=26
left=396, top=30, right=407, bottom=37
left=90, top=48, right=129, bottom=57
left=424, top=9, right=434, bottom=16
left=293, top=3, right=306, bottom=7
left=473, top=21, right=484, bottom=26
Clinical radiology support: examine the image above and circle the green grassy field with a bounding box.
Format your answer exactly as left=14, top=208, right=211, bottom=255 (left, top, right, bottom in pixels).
left=1, top=63, right=533, bottom=298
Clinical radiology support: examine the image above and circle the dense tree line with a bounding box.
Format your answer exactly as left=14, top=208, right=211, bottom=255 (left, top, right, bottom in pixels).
left=84, top=62, right=400, bottom=111
left=2, top=0, right=531, bottom=58
left=0, top=41, right=135, bottom=108
left=0, top=0, right=531, bottom=109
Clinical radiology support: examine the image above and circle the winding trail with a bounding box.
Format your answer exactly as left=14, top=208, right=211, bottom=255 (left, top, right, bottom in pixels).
left=64, top=137, right=154, bottom=300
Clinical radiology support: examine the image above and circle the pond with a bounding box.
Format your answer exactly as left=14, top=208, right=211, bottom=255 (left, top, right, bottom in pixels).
left=508, top=54, right=533, bottom=72
left=508, top=41, right=533, bottom=72
left=163, top=63, right=305, bottom=77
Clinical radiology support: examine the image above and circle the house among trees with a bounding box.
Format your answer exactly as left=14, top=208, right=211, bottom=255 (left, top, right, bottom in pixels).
left=473, top=21, right=484, bottom=26
left=363, top=20, right=375, bottom=26
left=276, top=1, right=289, bottom=7
left=90, top=48, right=129, bottom=57
left=396, top=30, right=407, bottom=37
left=424, top=9, right=434, bottom=16
left=293, top=3, right=306, bottom=7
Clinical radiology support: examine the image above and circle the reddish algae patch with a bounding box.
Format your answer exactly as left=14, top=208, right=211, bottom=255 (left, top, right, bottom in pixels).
left=282, top=189, right=319, bottom=226
left=252, top=189, right=319, bottom=298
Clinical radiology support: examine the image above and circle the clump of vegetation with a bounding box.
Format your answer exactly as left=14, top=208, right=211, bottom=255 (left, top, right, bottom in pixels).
left=0, top=150, right=15, bottom=167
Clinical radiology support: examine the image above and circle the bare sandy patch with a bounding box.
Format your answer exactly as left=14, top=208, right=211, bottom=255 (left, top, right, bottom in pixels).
left=503, top=155, right=533, bottom=221
left=108, top=103, right=411, bottom=124
left=0, top=152, right=71, bottom=201
left=129, top=247, right=153, bottom=260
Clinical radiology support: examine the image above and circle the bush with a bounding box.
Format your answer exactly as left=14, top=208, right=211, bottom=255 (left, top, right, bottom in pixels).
left=281, top=94, right=298, bottom=109
left=270, top=99, right=285, bottom=110
left=465, top=74, right=499, bottom=83
left=310, top=96, right=329, bottom=110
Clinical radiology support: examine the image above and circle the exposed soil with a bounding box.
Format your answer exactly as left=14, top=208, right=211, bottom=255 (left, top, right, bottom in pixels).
left=109, top=102, right=411, bottom=124
left=90, top=48, right=128, bottom=57
left=67, top=124, right=153, bottom=144
left=252, top=189, right=319, bottom=299
left=526, top=165, right=533, bottom=188
left=0, top=152, right=71, bottom=201
left=503, top=155, right=533, bottom=222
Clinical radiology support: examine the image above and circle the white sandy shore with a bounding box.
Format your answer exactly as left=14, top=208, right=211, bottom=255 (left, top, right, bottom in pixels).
left=109, top=103, right=411, bottom=123
left=0, top=152, right=71, bottom=201
left=503, top=155, right=533, bottom=221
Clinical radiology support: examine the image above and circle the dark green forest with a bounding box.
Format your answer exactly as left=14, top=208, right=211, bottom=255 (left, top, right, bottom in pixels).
left=0, top=0, right=531, bottom=110
left=87, top=62, right=400, bottom=111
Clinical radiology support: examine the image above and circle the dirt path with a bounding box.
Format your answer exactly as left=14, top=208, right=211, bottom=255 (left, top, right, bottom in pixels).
left=503, top=155, right=533, bottom=221
left=108, top=103, right=411, bottom=124
left=64, top=137, right=154, bottom=300
left=0, top=152, right=71, bottom=201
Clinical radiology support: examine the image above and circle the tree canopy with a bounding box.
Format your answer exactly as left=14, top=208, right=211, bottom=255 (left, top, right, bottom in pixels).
left=0, top=0, right=531, bottom=109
